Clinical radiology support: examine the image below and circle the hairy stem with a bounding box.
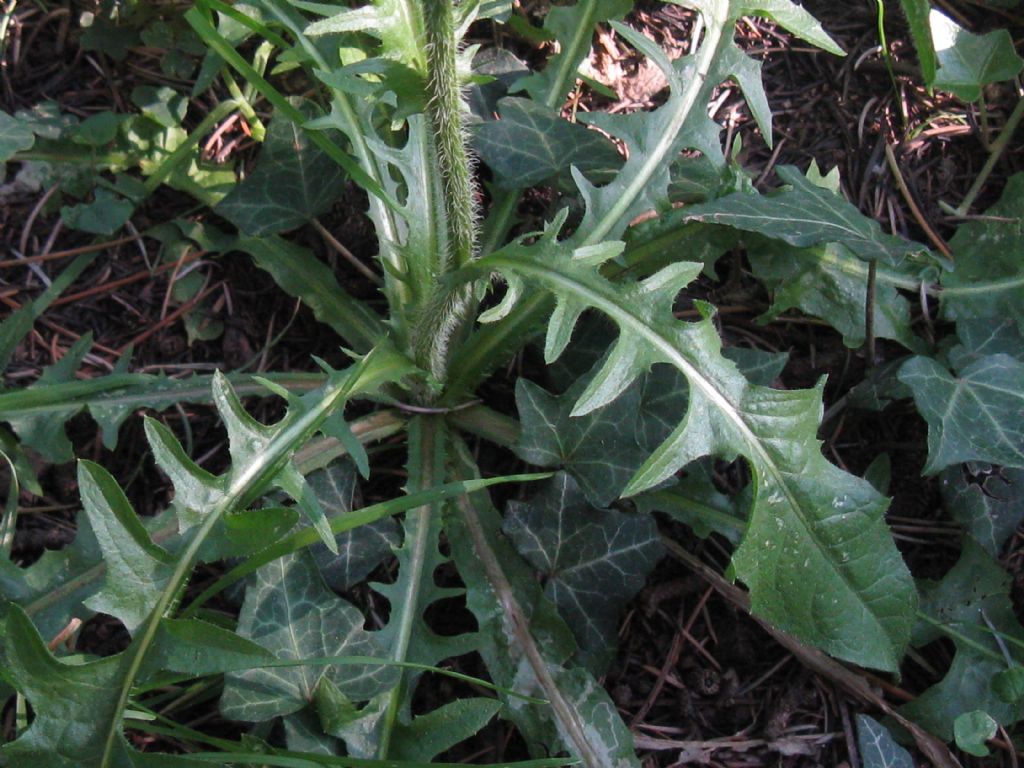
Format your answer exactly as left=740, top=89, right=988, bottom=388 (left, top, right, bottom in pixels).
left=423, top=0, right=477, bottom=270
left=408, top=0, right=481, bottom=386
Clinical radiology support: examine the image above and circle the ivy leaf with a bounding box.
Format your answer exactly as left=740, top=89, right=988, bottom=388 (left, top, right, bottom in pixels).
left=750, top=240, right=920, bottom=350
left=899, top=539, right=1024, bottom=739
left=131, top=85, right=188, bottom=128
left=898, top=354, right=1024, bottom=474
left=445, top=449, right=640, bottom=767
left=941, top=465, right=1024, bottom=558
left=0, top=109, right=36, bottom=161
left=390, top=698, right=501, bottom=760
left=78, top=461, right=174, bottom=634
left=930, top=10, right=1024, bottom=101
left=684, top=166, right=930, bottom=266
left=215, top=101, right=348, bottom=235
left=476, top=223, right=917, bottom=671
left=514, top=376, right=647, bottom=507
left=0, top=511, right=105, bottom=652
left=940, top=174, right=1024, bottom=323
left=856, top=715, right=914, bottom=768
left=220, top=551, right=397, bottom=722
left=306, top=462, right=400, bottom=592
left=504, top=472, right=663, bottom=670
left=952, top=319, right=1024, bottom=366
left=473, top=97, right=621, bottom=189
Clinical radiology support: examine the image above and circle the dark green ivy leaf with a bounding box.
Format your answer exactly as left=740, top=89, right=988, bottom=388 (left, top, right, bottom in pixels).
left=930, top=11, right=1024, bottom=101
left=220, top=551, right=397, bottom=722
left=473, top=97, right=621, bottom=190
left=899, top=539, right=1024, bottom=739
left=215, top=102, right=348, bottom=235
left=941, top=465, right=1024, bottom=558
left=940, top=174, right=1024, bottom=323
left=899, top=354, right=1024, bottom=474
left=856, top=714, right=914, bottom=768
left=505, top=472, right=663, bottom=670
left=515, top=376, right=647, bottom=507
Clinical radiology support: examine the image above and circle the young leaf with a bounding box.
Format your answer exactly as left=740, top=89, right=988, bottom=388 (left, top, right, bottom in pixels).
left=953, top=710, right=997, bottom=757
left=473, top=229, right=917, bottom=671
left=504, top=472, right=663, bottom=670
left=215, top=101, right=348, bottom=235
left=930, top=10, right=1024, bottom=101
left=856, top=714, right=914, bottom=768
left=0, top=109, right=36, bottom=161
left=220, top=551, right=397, bottom=722
left=898, top=354, right=1024, bottom=474
left=899, top=539, right=1024, bottom=739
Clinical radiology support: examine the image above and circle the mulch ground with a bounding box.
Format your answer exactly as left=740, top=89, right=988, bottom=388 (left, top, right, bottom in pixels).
left=3, top=0, right=1024, bottom=765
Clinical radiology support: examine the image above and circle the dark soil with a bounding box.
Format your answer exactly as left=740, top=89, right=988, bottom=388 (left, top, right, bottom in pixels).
left=3, top=0, right=1024, bottom=765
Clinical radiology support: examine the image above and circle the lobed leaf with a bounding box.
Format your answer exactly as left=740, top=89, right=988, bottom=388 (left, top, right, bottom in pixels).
left=1, top=605, right=135, bottom=768
left=78, top=461, right=175, bottom=634
left=898, top=354, right=1024, bottom=474
left=856, top=715, right=914, bottom=768
left=215, top=101, right=348, bottom=235
left=504, top=472, right=663, bottom=671
left=683, top=165, right=932, bottom=266
left=899, top=539, right=1024, bottom=739
left=220, top=551, right=397, bottom=722
left=473, top=230, right=917, bottom=671
left=930, top=10, right=1024, bottom=101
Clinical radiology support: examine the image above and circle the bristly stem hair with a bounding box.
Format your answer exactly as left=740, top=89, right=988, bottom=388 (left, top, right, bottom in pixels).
left=411, top=0, right=479, bottom=389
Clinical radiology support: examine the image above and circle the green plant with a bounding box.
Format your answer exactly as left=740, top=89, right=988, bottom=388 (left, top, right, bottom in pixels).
left=1, top=0, right=1024, bottom=765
